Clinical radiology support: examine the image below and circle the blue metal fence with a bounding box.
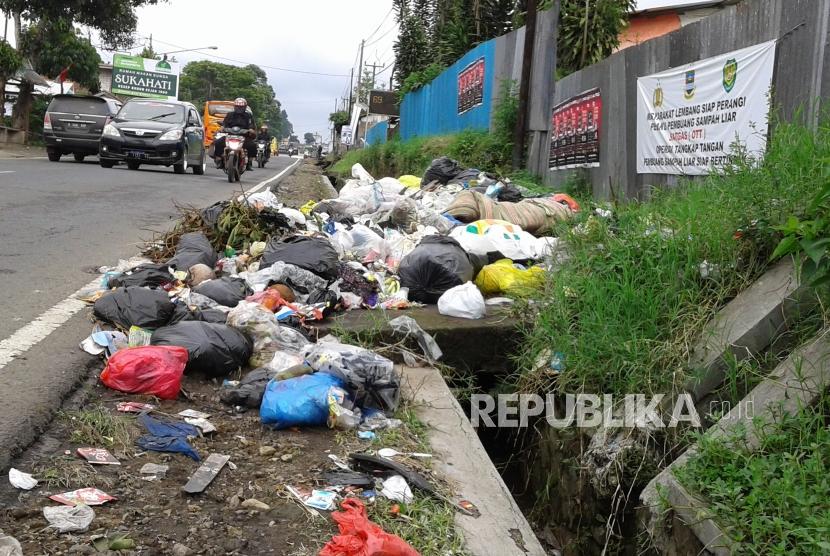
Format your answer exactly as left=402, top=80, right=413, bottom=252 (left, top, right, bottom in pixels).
left=400, top=39, right=496, bottom=140
left=365, top=120, right=389, bottom=146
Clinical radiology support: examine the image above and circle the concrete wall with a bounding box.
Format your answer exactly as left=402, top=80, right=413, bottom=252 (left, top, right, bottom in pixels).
left=547, top=0, right=830, bottom=199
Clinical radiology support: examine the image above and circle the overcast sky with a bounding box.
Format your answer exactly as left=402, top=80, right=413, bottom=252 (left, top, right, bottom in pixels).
left=117, top=0, right=397, bottom=140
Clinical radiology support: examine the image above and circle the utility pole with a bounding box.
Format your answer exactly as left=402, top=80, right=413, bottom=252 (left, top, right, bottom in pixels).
left=365, top=62, right=384, bottom=91
left=512, top=0, right=538, bottom=170
left=347, top=67, right=354, bottom=112
left=356, top=39, right=365, bottom=104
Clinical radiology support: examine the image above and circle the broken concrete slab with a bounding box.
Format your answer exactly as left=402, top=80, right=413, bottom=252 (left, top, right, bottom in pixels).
left=399, top=365, right=545, bottom=556
left=686, top=258, right=815, bottom=401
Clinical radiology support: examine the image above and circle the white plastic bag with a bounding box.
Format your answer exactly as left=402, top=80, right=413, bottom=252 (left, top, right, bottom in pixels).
left=437, top=282, right=486, bottom=319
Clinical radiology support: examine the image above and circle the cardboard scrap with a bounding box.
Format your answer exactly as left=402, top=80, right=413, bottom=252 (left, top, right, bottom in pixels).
left=182, top=453, right=230, bottom=494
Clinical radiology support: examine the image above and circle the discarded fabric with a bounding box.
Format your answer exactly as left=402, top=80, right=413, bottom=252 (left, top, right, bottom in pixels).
left=136, top=414, right=200, bottom=461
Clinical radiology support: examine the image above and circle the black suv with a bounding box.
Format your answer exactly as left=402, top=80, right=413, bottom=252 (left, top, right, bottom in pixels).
left=43, top=94, right=121, bottom=162
left=99, top=99, right=206, bottom=174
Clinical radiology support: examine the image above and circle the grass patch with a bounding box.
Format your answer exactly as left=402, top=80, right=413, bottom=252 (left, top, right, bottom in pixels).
left=368, top=496, right=468, bottom=555
left=34, top=455, right=114, bottom=489
left=674, top=396, right=830, bottom=555
left=61, top=404, right=136, bottom=455
left=513, top=120, right=830, bottom=398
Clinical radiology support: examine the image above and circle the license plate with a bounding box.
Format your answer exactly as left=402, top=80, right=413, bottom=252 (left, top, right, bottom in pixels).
left=127, top=151, right=148, bottom=159
left=67, top=122, right=86, bottom=129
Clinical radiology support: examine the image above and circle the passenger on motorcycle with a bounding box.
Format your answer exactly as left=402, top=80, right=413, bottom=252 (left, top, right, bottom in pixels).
left=213, top=97, right=257, bottom=170
left=256, top=125, right=271, bottom=162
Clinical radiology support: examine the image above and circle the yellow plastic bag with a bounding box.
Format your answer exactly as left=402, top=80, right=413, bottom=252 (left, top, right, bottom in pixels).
left=475, top=259, right=545, bottom=296
left=299, top=200, right=318, bottom=216
left=398, top=175, right=422, bottom=189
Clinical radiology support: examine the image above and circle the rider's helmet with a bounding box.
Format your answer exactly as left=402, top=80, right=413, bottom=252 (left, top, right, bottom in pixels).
left=260, top=124, right=268, bottom=132
left=234, top=98, right=247, bottom=113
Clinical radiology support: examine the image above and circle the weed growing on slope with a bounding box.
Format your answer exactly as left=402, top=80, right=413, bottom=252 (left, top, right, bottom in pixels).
left=513, top=121, right=830, bottom=398
left=674, top=395, right=830, bottom=555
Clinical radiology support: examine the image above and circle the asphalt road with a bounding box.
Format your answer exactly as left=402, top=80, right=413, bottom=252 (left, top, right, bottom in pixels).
left=0, top=153, right=296, bottom=470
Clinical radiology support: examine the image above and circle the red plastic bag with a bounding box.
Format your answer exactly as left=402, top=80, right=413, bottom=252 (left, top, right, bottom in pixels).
left=319, top=498, right=420, bottom=556
left=100, top=346, right=188, bottom=400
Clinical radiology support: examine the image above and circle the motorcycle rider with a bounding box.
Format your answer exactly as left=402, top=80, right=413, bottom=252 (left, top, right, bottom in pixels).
left=213, top=97, right=257, bottom=171
left=256, top=124, right=272, bottom=163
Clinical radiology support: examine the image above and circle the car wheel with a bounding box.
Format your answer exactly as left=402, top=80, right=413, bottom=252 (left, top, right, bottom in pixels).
left=227, top=153, right=237, bottom=183
left=100, top=160, right=115, bottom=168
left=174, top=147, right=188, bottom=174
left=127, top=161, right=140, bottom=170
left=73, top=153, right=85, bottom=162
left=193, top=149, right=206, bottom=175
left=47, top=149, right=61, bottom=162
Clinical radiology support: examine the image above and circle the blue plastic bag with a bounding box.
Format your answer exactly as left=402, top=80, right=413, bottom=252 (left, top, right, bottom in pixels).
left=136, top=414, right=200, bottom=461
left=260, top=372, right=344, bottom=429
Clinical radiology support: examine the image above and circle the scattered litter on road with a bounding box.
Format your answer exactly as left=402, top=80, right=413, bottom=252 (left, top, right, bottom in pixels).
left=0, top=530, right=22, bottom=556
left=101, top=345, right=188, bottom=399
left=304, top=489, right=337, bottom=511
left=139, top=463, right=169, bottom=481
left=76, top=447, right=120, bottom=465
left=42, top=505, right=95, bottom=533
left=357, top=430, right=376, bottom=441
left=136, top=414, right=200, bottom=461
left=184, top=417, right=217, bottom=433
left=177, top=409, right=211, bottom=419
left=377, top=448, right=432, bottom=459
left=116, top=401, right=155, bottom=413
left=182, top=453, right=230, bottom=494
left=319, top=498, right=420, bottom=556
left=8, top=469, right=37, bottom=490
left=49, top=488, right=116, bottom=506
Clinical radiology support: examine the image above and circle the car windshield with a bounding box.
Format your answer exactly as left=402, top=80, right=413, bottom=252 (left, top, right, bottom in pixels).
left=117, top=102, right=185, bottom=123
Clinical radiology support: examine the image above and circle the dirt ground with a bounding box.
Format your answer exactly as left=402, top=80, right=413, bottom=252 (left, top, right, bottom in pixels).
left=272, top=159, right=337, bottom=209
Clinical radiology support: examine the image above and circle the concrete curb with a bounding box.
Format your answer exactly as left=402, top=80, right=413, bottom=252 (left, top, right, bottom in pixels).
left=400, top=365, right=546, bottom=555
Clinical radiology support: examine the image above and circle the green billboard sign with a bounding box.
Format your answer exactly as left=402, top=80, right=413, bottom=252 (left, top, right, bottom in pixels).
left=111, top=53, right=180, bottom=100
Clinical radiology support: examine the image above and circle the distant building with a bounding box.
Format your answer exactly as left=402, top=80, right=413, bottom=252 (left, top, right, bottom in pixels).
left=99, top=63, right=113, bottom=94
left=617, top=0, right=742, bottom=51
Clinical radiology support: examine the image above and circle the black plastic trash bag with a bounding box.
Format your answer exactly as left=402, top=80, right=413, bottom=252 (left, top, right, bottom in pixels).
left=306, top=341, right=400, bottom=412
left=166, top=232, right=217, bottom=271
left=94, top=287, right=175, bottom=329
left=218, top=367, right=286, bottom=409
left=201, top=201, right=228, bottom=229
left=109, top=263, right=174, bottom=288
left=168, top=304, right=228, bottom=325
left=260, top=235, right=339, bottom=281
left=306, top=289, right=340, bottom=318
left=193, top=277, right=251, bottom=308
left=398, top=236, right=475, bottom=304
left=150, top=321, right=252, bottom=377
left=421, top=156, right=464, bottom=186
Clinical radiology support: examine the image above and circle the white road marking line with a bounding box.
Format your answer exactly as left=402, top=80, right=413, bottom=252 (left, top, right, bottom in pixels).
left=0, top=161, right=302, bottom=371
left=0, top=277, right=101, bottom=370
left=246, top=158, right=302, bottom=194
left=0, top=171, right=15, bottom=174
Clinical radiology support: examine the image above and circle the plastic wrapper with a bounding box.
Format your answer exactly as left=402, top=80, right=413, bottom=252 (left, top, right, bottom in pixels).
left=93, top=287, right=175, bottom=329
left=260, top=372, right=345, bottom=428
left=437, top=282, right=486, bottom=319
left=388, top=315, right=443, bottom=362
left=100, top=345, right=188, bottom=399
left=226, top=301, right=281, bottom=354
left=319, top=498, right=419, bottom=556
left=244, top=261, right=327, bottom=300
left=305, top=340, right=400, bottom=412
left=475, top=259, right=546, bottom=296
left=327, top=388, right=362, bottom=430
left=150, top=321, right=252, bottom=377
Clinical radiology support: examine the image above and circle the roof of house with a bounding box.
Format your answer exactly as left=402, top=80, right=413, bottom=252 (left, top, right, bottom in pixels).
left=632, top=0, right=728, bottom=13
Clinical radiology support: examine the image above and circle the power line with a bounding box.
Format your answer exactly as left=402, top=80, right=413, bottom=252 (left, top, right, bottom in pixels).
left=150, top=37, right=349, bottom=77
left=364, top=8, right=393, bottom=42
left=364, top=25, right=397, bottom=48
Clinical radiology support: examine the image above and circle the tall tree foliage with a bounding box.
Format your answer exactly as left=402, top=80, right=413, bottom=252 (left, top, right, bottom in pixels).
left=179, top=60, right=293, bottom=140
left=555, top=0, right=634, bottom=75
left=0, top=40, right=22, bottom=119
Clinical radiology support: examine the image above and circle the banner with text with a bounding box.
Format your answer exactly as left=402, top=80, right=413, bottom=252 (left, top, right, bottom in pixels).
left=111, top=53, right=180, bottom=100
left=549, top=88, right=602, bottom=170
left=636, top=40, right=776, bottom=175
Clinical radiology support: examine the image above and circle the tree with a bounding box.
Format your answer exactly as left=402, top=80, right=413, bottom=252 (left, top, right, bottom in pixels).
left=329, top=110, right=349, bottom=132
left=353, top=67, right=375, bottom=105
left=0, top=40, right=22, bottom=119
left=552, top=0, right=635, bottom=75
left=303, top=132, right=315, bottom=144
left=178, top=60, right=293, bottom=139
left=393, top=11, right=433, bottom=87
left=139, top=45, right=159, bottom=60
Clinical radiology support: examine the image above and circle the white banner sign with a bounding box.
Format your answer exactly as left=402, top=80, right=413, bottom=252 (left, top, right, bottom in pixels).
left=636, top=40, right=776, bottom=175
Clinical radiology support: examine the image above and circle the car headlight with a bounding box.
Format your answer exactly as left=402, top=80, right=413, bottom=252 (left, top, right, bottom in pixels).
left=102, top=124, right=120, bottom=137
left=159, top=129, right=183, bottom=141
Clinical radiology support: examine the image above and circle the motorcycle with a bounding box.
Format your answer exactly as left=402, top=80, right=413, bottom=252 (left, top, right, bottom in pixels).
left=256, top=140, right=268, bottom=168
left=220, top=126, right=249, bottom=183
